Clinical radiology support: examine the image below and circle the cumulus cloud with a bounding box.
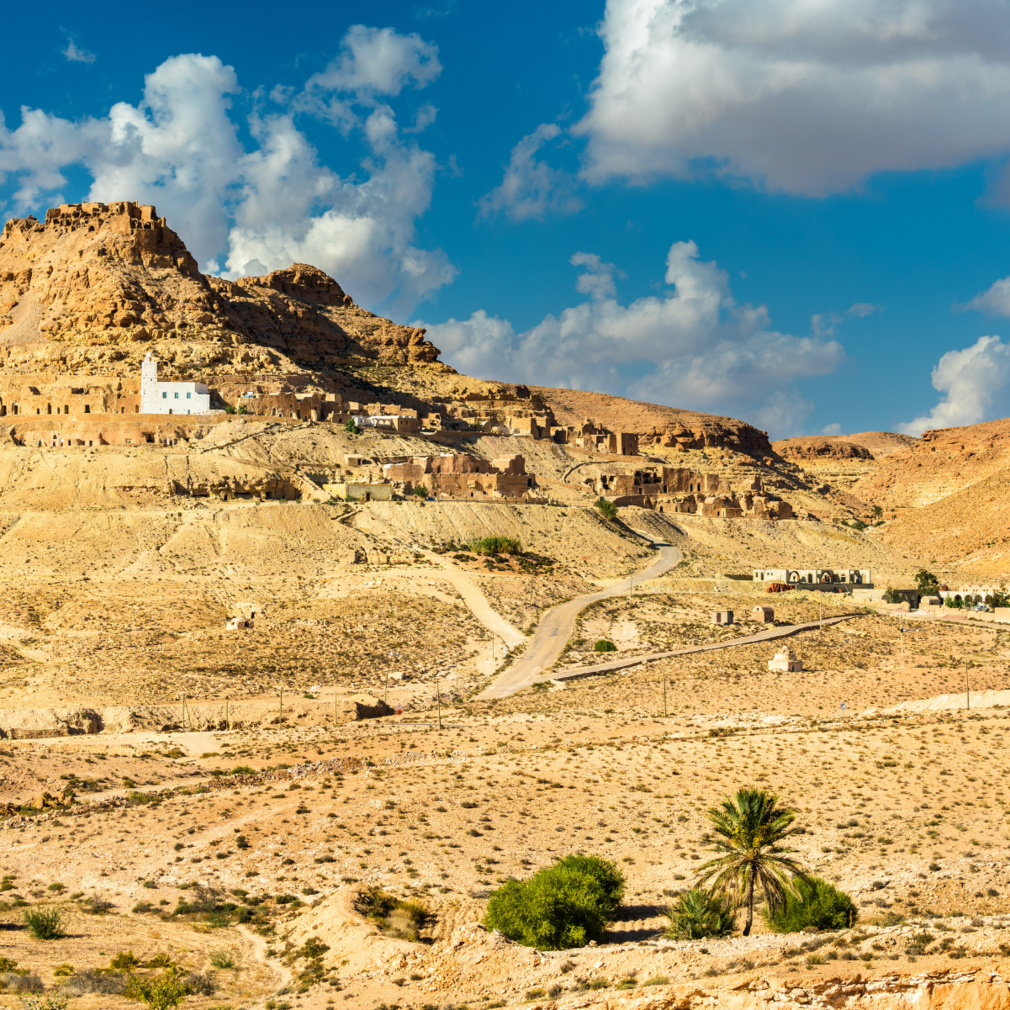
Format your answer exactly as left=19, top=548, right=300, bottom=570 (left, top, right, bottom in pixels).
left=821, top=423, right=843, bottom=436
left=899, top=335, right=1010, bottom=435
left=577, top=0, right=1010, bottom=195
left=479, top=123, right=582, bottom=221
left=0, top=28, right=453, bottom=314
left=964, top=276, right=1010, bottom=316
left=417, top=241, right=845, bottom=435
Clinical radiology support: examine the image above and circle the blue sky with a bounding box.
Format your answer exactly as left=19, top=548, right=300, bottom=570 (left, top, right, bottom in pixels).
left=5, top=1, right=1010, bottom=438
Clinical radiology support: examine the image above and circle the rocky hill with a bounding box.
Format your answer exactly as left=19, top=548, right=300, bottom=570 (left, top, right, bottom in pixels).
left=0, top=201, right=438, bottom=381
left=0, top=201, right=787, bottom=460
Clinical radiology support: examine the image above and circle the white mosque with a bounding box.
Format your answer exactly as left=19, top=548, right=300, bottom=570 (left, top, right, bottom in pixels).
left=140, top=353, right=213, bottom=415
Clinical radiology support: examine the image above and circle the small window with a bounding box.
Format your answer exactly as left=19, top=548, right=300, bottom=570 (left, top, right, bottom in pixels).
left=162, top=392, right=167, bottom=399
left=186, top=392, right=191, bottom=399
left=174, top=392, right=179, bottom=399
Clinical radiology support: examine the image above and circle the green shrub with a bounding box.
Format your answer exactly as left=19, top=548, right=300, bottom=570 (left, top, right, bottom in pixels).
left=126, top=968, right=189, bottom=1009
left=765, top=876, right=857, bottom=933
left=343, top=419, right=361, bottom=435
left=552, top=855, right=624, bottom=918
left=664, top=887, right=735, bottom=940
left=23, top=906, right=65, bottom=940
left=883, top=587, right=901, bottom=604
left=467, top=536, right=522, bottom=557
left=593, top=640, right=617, bottom=653
left=110, top=951, right=140, bottom=971
left=19, top=995, right=70, bottom=1010
left=594, top=498, right=618, bottom=521
left=483, top=855, right=625, bottom=950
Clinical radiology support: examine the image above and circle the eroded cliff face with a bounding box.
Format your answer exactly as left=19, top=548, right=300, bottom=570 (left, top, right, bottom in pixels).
left=0, top=201, right=441, bottom=378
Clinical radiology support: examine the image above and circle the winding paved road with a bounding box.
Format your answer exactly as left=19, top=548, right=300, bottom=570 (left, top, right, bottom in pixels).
left=477, top=538, right=682, bottom=699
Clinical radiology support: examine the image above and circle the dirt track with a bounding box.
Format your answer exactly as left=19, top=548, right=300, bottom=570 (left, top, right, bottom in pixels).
left=478, top=541, right=683, bottom=699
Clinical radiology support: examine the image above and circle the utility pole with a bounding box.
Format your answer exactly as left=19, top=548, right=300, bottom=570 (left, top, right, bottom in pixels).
left=436, top=681, right=442, bottom=730
left=662, top=668, right=668, bottom=718
left=180, top=693, right=187, bottom=732
left=279, top=685, right=284, bottom=720
left=226, top=698, right=230, bottom=732
left=965, top=659, right=970, bottom=711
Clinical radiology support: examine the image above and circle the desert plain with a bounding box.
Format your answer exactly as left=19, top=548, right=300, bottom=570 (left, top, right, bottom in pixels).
left=0, top=202, right=1006, bottom=1010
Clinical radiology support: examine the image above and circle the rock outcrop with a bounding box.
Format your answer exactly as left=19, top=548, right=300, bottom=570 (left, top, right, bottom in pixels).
left=774, top=437, right=874, bottom=461
left=0, top=201, right=441, bottom=377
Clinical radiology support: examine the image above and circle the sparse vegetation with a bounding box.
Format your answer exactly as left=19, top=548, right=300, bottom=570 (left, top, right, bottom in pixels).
left=467, top=536, right=522, bottom=557
left=355, top=887, right=429, bottom=941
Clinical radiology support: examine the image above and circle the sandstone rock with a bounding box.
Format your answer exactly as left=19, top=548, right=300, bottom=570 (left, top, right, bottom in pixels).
left=0, top=201, right=442, bottom=380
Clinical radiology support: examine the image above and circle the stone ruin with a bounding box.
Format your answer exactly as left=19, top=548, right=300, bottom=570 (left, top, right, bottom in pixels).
left=382, top=453, right=545, bottom=502
left=594, top=466, right=794, bottom=519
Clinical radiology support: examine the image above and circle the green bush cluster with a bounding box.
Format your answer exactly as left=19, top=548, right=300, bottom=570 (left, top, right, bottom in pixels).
left=764, top=876, right=857, bottom=933
left=483, top=855, right=624, bottom=950
left=664, top=888, right=735, bottom=940
left=593, top=640, right=617, bottom=653
left=467, top=536, right=522, bottom=557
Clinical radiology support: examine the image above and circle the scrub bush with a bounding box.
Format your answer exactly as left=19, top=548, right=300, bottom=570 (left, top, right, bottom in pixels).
left=484, top=855, right=624, bottom=949
left=765, top=876, right=857, bottom=933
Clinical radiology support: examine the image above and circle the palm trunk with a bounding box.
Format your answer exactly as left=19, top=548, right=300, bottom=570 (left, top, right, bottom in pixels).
left=743, top=872, right=755, bottom=936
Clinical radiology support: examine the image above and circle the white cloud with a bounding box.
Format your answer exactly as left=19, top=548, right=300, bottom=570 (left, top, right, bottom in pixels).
left=821, top=423, right=843, bottom=436
left=964, top=276, right=1010, bottom=316
left=0, top=28, right=453, bottom=314
left=812, top=311, right=843, bottom=337
left=577, top=0, right=1010, bottom=196
left=417, top=241, right=845, bottom=435
left=62, top=38, right=95, bottom=64
left=899, top=335, right=1010, bottom=435
left=847, top=302, right=883, bottom=318
left=479, top=123, right=582, bottom=221
left=304, top=25, right=441, bottom=99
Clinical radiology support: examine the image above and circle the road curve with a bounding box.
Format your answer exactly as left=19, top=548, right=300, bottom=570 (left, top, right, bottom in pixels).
left=477, top=539, right=682, bottom=699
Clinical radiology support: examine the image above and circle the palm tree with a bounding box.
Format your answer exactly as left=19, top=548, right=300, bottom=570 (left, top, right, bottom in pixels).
left=696, top=788, right=809, bottom=936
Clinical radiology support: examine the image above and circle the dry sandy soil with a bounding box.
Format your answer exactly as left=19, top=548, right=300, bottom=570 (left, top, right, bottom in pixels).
left=0, top=435, right=1003, bottom=1010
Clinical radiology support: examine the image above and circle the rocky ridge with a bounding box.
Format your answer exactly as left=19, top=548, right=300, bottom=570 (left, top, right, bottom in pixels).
left=0, top=201, right=439, bottom=379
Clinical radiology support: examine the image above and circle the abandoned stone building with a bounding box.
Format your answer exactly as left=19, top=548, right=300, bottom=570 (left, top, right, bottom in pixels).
left=753, top=568, right=872, bottom=587
left=594, top=467, right=793, bottom=519
left=382, top=453, right=543, bottom=501
left=504, top=413, right=639, bottom=456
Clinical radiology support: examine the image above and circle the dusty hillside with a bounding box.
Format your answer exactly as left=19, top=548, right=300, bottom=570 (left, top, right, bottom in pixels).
left=871, top=464, right=1010, bottom=573
left=855, top=419, right=1010, bottom=511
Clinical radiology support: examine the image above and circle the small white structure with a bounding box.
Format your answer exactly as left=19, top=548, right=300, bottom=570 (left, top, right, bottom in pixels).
left=712, top=610, right=734, bottom=625
left=768, top=646, right=802, bottom=672
left=140, top=353, right=213, bottom=415
left=752, top=605, right=775, bottom=623
left=226, top=616, right=254, bottom=631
